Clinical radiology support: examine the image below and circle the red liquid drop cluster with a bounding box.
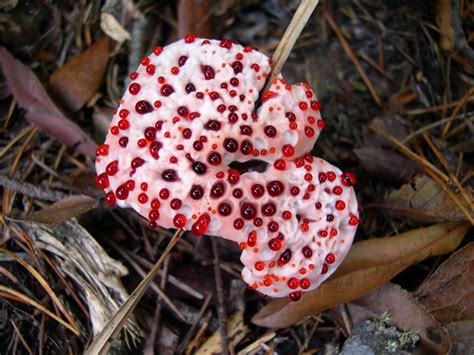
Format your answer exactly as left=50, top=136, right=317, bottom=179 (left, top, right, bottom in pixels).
left=96, top=37, right=359, bottom=300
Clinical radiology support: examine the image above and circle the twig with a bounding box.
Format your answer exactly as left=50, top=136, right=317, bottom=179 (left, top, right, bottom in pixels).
left=441, top=86, right=474, bottom=138
left=11, top=320, right=34, bottom=355
left=211, top=237, right=228, bottom=355
left=0, top=175, right=68, bottom=201
left=177, top=293, right=212, bottom=354
left=422, top=133, right=473, bottom=211
left=369, top=125, right=474, bottom=224
left=85, top=228, right=184, bottom=354
left=262, top=0, right=320, bottom=93
left=322, top=5, right=382, bottom=107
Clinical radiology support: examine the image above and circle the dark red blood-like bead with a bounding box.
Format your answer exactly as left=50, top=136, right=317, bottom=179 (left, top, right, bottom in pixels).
left=240, top=140, right=253, bottom=155
left=218, top=202, right=232, bottom=216
left=234, top=218, right=244, bottom=230
left=288, top=291, right=301, bottom=302
left=253, top=218, right=263, bottom=227
left=300, top=278, right=310, bottom=289
left=161, top=84, right=175, bottom=96
left=185, top=83, right=195, bottom=93
left=240, top=125, right=252, bottom=136
left=170, top=198, right=182, bottom=210
left=149, top=141, right=162, bottom=159
left=193, top=140, right=203, bottom=151
left=104, top=191, right=116, bottom=205
left=178, top=55, right=188, bottom=66
left=190, top=185, right=204, bottom=199
left=264, top=125, right=277, bottom=137
left=129, top=83, right=140, bottom=95
left=268, top=238, right=281, bottom=251
left=318, top=172, right=327, bottom=183
left=118, top=137, right=128, bottom=147
left=162, top=169, right=178, bottom=182
left=106, top=160, right=118, bottom=176
left=204, top=120, right=222, bottom=131
left=95, top=173, right=109, bottom=189
left=232, top=61, right=243, bottom=74
left=287, top=277, right=299, bottom=289
left=173, top=213, right=187, bottom=228
left=261, top=202, right=276, bottom=216
left=290, top=186, right=300, bottom=196
left=302, top=246, right=313, bottom=258
left=202, top=65, right=215, bottom=80
left=191, top=213, right=211, bottom=236
left=210, top=182, right=225, bottom=198
left=136, top=100, right=153, bottom=114
left=223, top=138, right=238, bottom=152
left=277, top=249, right=292, bottom=266
left=267, top=180, right=284, bottom=196
left=182, top=128, right=192, bottom=139
left=240, top=202, right=257, bottom=219
left=341, top=172, right=356, bottom=187
left=207, top=152, right=222, bottom=166
left=232, top=188, right=243, bottom=199
left=251, top=184, right=265, bottom=198
left=268, top=221, right=279, bottom=232
left=274, top=159, right=286, bottom=170
left=131, top=157, right=145, bottom=170
left=227, top=169, right=240, bottom=184
left=192, top=161, right=207, bottom=175
left=115, top=184, right=129, bottom=200
left=325, top=253, right=335, bottom=264
left=247, top=230, right=257, bottom=246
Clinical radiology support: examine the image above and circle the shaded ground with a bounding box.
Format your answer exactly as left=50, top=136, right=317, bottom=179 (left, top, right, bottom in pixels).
left=0, top=0, right=473, bottom=354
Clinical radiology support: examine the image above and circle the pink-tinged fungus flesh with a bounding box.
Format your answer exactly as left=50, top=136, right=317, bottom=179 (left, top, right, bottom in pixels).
left=95, top=37, right=359, bottom=300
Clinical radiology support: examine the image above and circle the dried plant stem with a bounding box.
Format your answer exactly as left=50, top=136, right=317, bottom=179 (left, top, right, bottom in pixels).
left=441, top=86, right=474, bottom=138
left=211, top=238, right=229, bottom=355
left=85, top=228, right=184, bottom=355
left=322, top=6, right=382, bottom=107
left=422, top=133, right=473, bottom=211
left=369, top=124, right=473, bottom=225
left=262, top=0, right=320, bottom=93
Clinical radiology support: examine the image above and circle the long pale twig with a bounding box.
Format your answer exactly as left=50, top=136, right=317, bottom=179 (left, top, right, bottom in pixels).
left=441, top=86, right=474, bottom=138
left=84, top=228, right=184, bottom=354
left=262, top=0, right=320, bottom=93
left=212, top=237, right=228, bottom=354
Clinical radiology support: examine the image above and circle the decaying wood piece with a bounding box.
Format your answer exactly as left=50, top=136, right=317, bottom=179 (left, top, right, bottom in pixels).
left=18, top=219, right=142, bottom=342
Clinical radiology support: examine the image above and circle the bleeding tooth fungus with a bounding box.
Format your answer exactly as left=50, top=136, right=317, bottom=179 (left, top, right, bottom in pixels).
left=95, top=36, right=359, bottom=300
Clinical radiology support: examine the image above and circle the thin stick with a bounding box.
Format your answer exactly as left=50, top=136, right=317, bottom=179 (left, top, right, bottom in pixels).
left=422, top=133, right=473, bottom=211
left=211, top=237, right=229, bottom=355
left=322, top=6, right=382, bottom=107
left=262, top=0, right=320, bottom=93
left=441, top=86, right=474, bottom=138
left=369, top=125, right=474, bottom=225
left=85, top=228, right=184, bottom=354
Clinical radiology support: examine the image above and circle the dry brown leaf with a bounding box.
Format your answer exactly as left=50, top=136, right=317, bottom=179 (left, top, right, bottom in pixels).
left=354, top=147, right=421, bottom=183
left=446, top=320, right=474, bottom=354
left=28, top=195, right=98, bottom=224
left=384, top=175, right=473, bottom=224
left=252, top=222, right=470, bottom=328
left=49, top=37, right=111, bottom=113
left=332, top=283, right=451, bottom=354
left=0, top=47, right=96, bottom=157
left=416, top=242, right=474, bottom=324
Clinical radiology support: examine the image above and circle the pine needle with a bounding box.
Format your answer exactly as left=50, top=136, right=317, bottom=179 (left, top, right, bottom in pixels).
left=84, top=228, right=184, bottom=354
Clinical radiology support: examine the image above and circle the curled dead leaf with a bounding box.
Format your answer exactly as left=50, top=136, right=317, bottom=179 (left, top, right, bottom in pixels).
left=252, top=222, right=470, bottom=328
left=416, top=242, right=474, bottom=324
left=0, top=47, right=96, bottom=157
left=28, top=195, right=98, bottom=224
left=49, top=37, right=111, bottom=113
left=355, top=147, right=421, bottom=183
left=384, top=175, right=473, bottom=224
